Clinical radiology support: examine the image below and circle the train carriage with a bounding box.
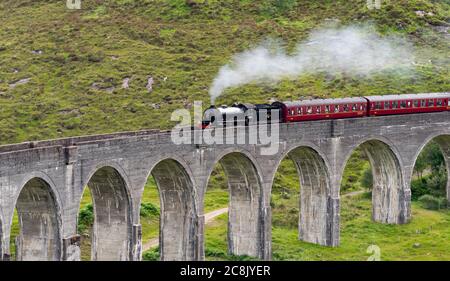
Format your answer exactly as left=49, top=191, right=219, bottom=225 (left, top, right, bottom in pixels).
left=365, top=93, right=450, bottom=116
left=273, top=97, right=368, bottom=123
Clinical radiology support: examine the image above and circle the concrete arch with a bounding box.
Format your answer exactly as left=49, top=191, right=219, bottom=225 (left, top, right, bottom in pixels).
left=0, top=215, right=3, bottom=260
left=13, top=177, right=62, bottom=261
left=82, top=165, right=132, bottom=261
left=206, top=149, right=264, bottom=258
left=341, top=138, right=409, bottom=224
left=273, top=144, right=334, bottom=246
left=412, top=134, right=450, bottom=203
left=145, top=157, right=198, bottom=261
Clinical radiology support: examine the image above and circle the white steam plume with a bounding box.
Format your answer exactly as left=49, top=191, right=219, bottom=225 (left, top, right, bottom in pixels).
left=209, top=24, right=415, bottom=104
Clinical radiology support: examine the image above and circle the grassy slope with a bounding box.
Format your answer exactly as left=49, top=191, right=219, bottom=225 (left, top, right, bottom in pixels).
left=2, top=0, right=449, bottom=261
left=0, top=0, right=449, bottom=144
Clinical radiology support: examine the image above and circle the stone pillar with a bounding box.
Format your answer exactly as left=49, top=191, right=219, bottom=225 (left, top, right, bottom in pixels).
left=290, top=147, right=333, bottom=246
left=362, top=141, right=410, bottom=224
left=261, top=205, right=272, bottom=260
left=221, top=153, right=263, bottom=259
left=131, top=224, right=142, bottom=261
left=62, top=235, right=81, bottom=261
left=327, top=197, right=340, bottom=247
left=15, top=178, right=61, bottom=261
left=89, top=167, right=131, bottom=261
left=0, top=222, right=2, bottom=261
left=435, top=137, right=450, bottom=204
left=196, top=215, right=205, bottom=261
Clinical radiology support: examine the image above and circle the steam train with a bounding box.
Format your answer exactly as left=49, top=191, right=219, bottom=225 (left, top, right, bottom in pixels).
left=201, top=92, right=450, bottom=128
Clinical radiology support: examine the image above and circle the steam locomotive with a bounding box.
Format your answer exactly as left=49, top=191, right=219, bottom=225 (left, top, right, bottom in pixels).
left=201, top=92, right=450, bottom=128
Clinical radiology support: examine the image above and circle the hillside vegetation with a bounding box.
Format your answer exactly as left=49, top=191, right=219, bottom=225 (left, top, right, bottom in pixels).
left=0, top=0, right=449, bottom=144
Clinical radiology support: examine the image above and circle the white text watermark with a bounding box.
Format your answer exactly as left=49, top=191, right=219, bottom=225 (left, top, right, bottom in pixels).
left=367, top=0, right=382, bottom=10
left=66, top=0, right=82, bottom=10
left=170, top=101, right=280, bottom=156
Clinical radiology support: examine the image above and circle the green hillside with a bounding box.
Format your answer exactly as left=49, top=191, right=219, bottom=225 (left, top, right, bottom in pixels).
left=0, top=0, right=449, bottom=144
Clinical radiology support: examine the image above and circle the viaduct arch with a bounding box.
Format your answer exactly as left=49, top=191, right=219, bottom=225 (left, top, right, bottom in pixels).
left=13, top=177, right=62, bottom=261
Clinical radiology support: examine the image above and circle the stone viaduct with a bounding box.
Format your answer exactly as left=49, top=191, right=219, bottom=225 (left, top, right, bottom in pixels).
left=0, top=111, right=448, bottom=261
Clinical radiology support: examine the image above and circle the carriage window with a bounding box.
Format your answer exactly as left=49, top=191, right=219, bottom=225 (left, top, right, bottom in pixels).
left=325, top=105, right=330, bottom=113
left=299, top=107, right=303, bottom=114
left=351, top=104, right=357, bottom=111
left=413, top=100, right=419, bottom=107
left=421, top=100, right=426, bottom=107
left=334, top=105, right=340, bottom=112
left=375, top=102, right=382, bottom=109
left=400, top=101, right=406, bottom=108
left=307, top=106, right=312, bottom=114
left=343, top=105, right=349, bottom=112
left=444, top=100, right=448, bottom=106
left=360, top=104, right=364, bottom=110
left=316, top=107, right=321, bottom=113
left=428, top=99, right=434, bottom=106
left=407, top=101, right=411, bottom=107
left=384, top=101, right=389, bottom=109
left=437, top=99, right=443, bottom=106
left=393, top=101, right=399, bottom=108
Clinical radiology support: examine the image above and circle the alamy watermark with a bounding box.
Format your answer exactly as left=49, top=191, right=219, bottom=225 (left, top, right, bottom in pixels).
left=367, top=245, right=381, bottom=261
left=66, top=0, right=82, bottom=10
left=170, top=101, right=280, bottom=156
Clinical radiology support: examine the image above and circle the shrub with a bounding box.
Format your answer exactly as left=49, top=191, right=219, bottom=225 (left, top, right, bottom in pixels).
left=418, top=195, right=447, bottom=210
left=205, top=247, right=227, bottom=258
left=412, top=168, right=447, bottom=200
left=142, top=248, right=159, bottom=261
left=78, top=204, right=94, bottom=234
left=361, top=168, right=373, bottom=190
left=140, top=202, right=160, bottom=217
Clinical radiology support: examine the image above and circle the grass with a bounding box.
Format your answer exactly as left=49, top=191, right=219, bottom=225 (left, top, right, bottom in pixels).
left=205, top=193, right=450, bottom=261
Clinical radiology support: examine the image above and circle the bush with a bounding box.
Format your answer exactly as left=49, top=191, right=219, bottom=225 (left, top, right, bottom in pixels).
left=361, top=168, right=373, bottom=190
left=205, top=247, right=258, bottom=261
left=205, top=247, right=227, bottom=258
left=418, top=195, right=447, bottom=210
left=140, top=202, right=160, bottom=217
left=142, top=248, right=159, bottom=261
left=412, top=168, right=447, bottom=200
left=78, top=204, right=94, bottom=234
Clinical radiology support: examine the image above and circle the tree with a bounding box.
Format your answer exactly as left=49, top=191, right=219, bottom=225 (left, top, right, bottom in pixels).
left=361, top=168, right=373, bottom=190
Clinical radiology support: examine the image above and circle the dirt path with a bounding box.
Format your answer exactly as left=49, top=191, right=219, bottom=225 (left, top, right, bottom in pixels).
left=142, top=207, right=229, bottom=252
left=342, top=190, right=366, bottom=198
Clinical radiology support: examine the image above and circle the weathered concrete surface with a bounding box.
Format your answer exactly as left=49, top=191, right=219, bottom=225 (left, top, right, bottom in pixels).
left=15, top=178, right=61, bottom=261
left=362, top=140, right=408, bottom=224
left=0, top=111, right=448, bottom=261
left=221, top=153, right=262, bottom=257
left=434, top=136, right=450, bottom=203
left=289, top=147, right=331, bottom=246
left=88, top=167, right=131, bottom=261
left=152, top=159, right=197, bottom=261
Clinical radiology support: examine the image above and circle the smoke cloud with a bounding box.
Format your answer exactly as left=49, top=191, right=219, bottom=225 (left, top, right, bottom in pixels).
left=209, top=24, right=415, bottom=104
